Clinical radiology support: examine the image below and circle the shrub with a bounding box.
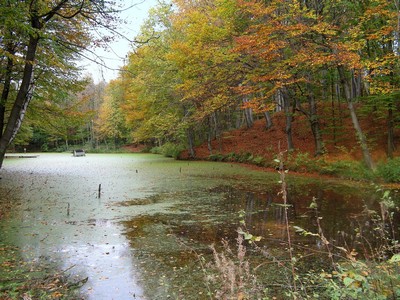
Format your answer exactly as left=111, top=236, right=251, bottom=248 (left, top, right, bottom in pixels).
left=209, top=153, right=224, bottom=161
left=251, top=156, right=265, bottom=166
left=86, top=146, right=127, bottom=153
left=286, top=152, right=312, bottom=172
left=150, top=146, right=162, bottom=154
left=225, top=152, right=239, bottom=162
left=319, top=160, right=374, bottom=180
left=237, top=152, right=252, bottom=163
left=377, top=157, right=400, bottom=183
left=165, top=143, right=184, bottom=158
left=316, top=257, right=400, bottom=300
left=150, top=143, right=184, bottom=159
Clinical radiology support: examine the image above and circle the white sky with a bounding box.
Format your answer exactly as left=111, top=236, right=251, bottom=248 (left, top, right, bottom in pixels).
left=80, top=0, right=158, bottom=83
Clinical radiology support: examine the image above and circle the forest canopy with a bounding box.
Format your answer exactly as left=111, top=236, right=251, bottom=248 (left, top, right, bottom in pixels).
left=93, top=0, right=399, bottom=169
left=2, top=0, right=400, bottom=171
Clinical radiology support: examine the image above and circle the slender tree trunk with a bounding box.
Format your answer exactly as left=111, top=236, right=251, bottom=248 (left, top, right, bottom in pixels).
left=338, top=66, right=374, bottom=169
left=211, top=111, right=222, bottom=152
left=287, top=82, right=324, bottom=156
left=0, top=35, right=40, bottom=168
left=187, top=127, right=196, bottom=159
left=386, top=38, right=396, bottom=159
left=235, top=106, right=242, bottom=129
left=242, top=98, right=254, bottom=128
left=393, top=0, right=400, bottom=57
left=282, top=91, right=294, bottom=151
left=331, top=78, right=337, bottom=145
left=306, top=83, right=325, bottom=156
left=263, top=111, right=273, bottom=129
left=207, top=116, right=212, bottom=153
left=387, top=105, right=395, bottom=159
left=310, top=116, right=324, bottom=156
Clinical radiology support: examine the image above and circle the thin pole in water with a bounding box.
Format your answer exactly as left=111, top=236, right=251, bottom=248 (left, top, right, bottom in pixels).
left=98, top=184, right=101, bottom=198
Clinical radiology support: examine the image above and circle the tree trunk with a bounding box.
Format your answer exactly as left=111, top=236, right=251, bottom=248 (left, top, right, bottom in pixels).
left=338, top=66, right=374, bottom=169
left=309, top=115, right=324, bottom=156
left=263, top=111, right=273, bottom=129
left=0, top=43, right=15, bottom=139
left=386, top=38, right=396, bottom=159
left=242, top=98, right=254, bottom=128
left=282, top=91, right=295, bottom=151
left=330, top=80, right=337, bottom=145
left=306, top=83, right=325, bottom=156
left=212, top=112, right=222, bottom=152
left=387, top=106, right=395, bottom=159
left=286, top=82, right=324, bottom=156
left=207, top=116, right=212, bottom=153
left=0, top=35, right=40, bottom=168
left=187, top=127, right=196, bottom=159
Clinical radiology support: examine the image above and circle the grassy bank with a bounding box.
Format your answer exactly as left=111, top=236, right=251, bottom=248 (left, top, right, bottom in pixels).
left=207, top=150, right=400, bottom=183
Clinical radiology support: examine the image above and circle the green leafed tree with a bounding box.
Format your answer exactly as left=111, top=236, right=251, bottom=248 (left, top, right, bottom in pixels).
left=98, top=2, right=191, bottom=153
left=0, top=0, right=118, bottom=167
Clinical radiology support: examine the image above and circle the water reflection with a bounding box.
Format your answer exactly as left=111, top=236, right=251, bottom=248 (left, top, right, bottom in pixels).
left=0, top=154, right=159, bottom=299
left=0, top=153, right=397, bottom=299
left=120, top=182, right=396, bottom=299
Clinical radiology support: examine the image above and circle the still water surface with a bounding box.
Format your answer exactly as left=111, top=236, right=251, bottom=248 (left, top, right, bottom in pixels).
left=0, top=153, right=393, bottom=299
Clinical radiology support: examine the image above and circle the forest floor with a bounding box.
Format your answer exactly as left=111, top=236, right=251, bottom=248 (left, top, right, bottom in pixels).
left=179, top=103, right=400, bottom=179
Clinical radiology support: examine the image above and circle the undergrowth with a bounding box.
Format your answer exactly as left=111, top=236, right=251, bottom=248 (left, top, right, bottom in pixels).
left=207, top=150, right=400, bottom=183
left=377, top=157, right=400, bottom=183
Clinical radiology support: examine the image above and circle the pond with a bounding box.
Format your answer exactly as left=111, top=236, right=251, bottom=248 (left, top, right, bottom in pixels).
left=0, top=153, right=397, bottom=299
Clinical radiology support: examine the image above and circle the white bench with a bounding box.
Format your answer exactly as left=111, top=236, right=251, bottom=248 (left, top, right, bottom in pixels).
left=73, top=149, right=86, bottom=157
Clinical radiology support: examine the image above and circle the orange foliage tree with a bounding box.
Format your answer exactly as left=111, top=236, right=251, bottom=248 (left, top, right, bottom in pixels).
left=103, top=0, right=399, bottom=166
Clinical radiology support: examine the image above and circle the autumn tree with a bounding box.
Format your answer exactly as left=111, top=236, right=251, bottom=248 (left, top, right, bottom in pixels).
left=168, top=0, right=246, bottom=155
left=77, top=79, right=106, bottom=148
left=107, top=0, right=244, bottom=157
left=96, top=78, right=129, bottom=146
left=233, top=0, right=400, bottom=168
left=234, top=0, right=345, bottom=155
left=356, top=0, right=400, bottom=158
left=95, top=0, right=398, bottom=167
left=107, top=2, right=188, bottom=149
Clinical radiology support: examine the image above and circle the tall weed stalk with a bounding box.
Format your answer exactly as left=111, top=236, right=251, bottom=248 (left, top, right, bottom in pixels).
left=276, top=151, right=298, bottom=295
